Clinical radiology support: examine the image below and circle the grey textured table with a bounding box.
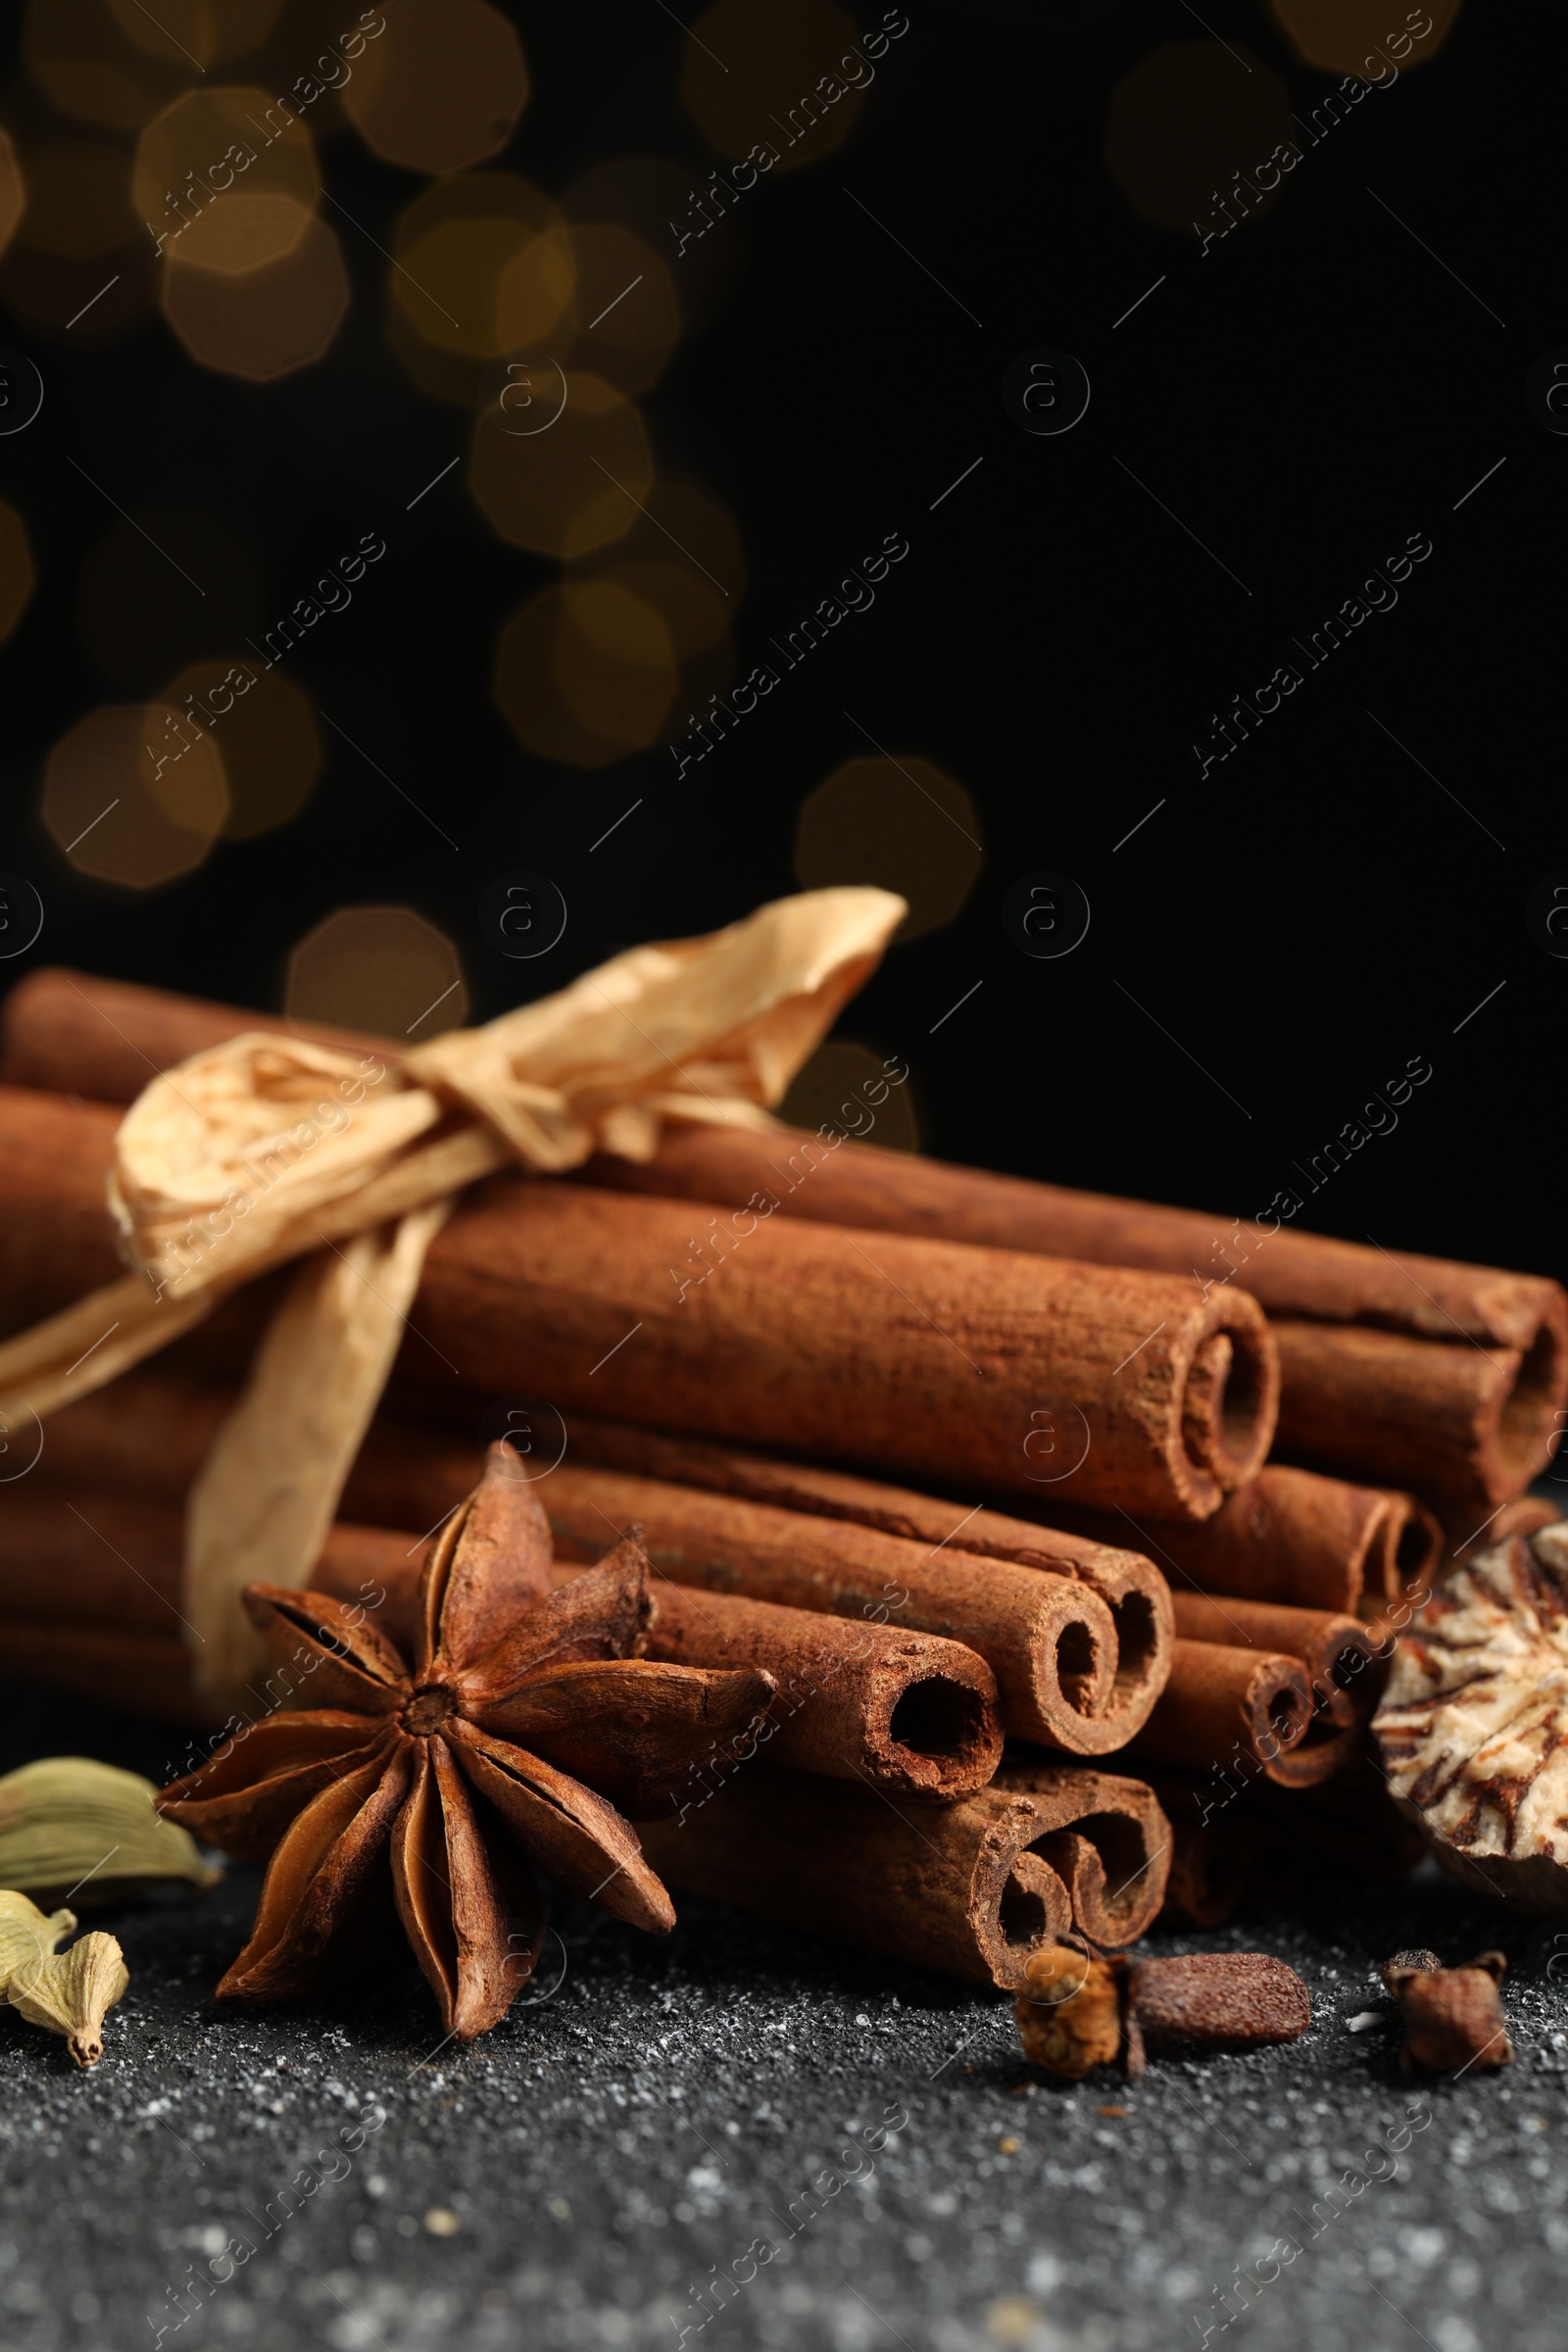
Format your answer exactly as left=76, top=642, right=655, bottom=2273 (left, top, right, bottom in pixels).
left=1, top=1678, right=1562, bottom=2352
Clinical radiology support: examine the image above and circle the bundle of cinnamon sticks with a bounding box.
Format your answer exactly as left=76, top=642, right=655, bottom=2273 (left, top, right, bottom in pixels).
left=0, top=966, right=1560, bottom=1982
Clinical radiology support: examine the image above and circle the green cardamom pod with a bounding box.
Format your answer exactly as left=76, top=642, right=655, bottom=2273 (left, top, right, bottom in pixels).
left=0, top=1757, right=220, bottom=1904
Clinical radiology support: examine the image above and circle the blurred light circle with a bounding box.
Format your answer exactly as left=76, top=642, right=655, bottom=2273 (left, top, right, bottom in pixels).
left=390, top=174, right=571, bottom=368
left=577, top=479, right=746, bottom=613
left=161, top=658, right=322, bottom=840
left=553, top=578, right=678, bottom=749
left=586, top=560, right=729, bottom=662
left=468, top=372, right=652, bottom=559
left=564, top=156, right=741, bottom=336
left=0, top=505, right=36, bottom=641
left=106, top=0, right=283, bottom=67
left=134, top=85, right=319, bottom=271
left=25, top=0, right=196, bottom=131
left=1105, top=42, right=1294, bottom=234
left=682, top=0, right=869, bottom=173
left=1268, top=0, right=1462, bottom=74
left=42, top=703, right=228, bottom=889
left=340, top=0, right=527, bottom=174
left=0, top=141, right=154, bottom=343
left=780, top=1039, right=919, bottom=1151
left=793, top=756, right=983, bottom=941
left=75, top=511, right=269, bottom=692
left=286, top=906, right=469, bottom=1041
left=161, top=213, right=350, bottom=378
left=0, top=133, right=24, bottom=262
left=10, top=142, right=137, bottom=258
left=564, top=224, right=680, bottom=397
left=494, top=585, right=672, bottom=771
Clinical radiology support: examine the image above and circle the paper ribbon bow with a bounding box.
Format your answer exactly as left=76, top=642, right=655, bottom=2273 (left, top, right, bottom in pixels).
left=0, top=888, right=906, bottom=1705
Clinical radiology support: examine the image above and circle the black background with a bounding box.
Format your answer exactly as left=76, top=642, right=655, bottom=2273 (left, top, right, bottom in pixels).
left=0, top=0, right=1556, bottom=1285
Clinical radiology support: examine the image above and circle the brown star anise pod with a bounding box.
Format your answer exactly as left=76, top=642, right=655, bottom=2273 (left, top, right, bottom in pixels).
left=158, top=1444, right=775, bottom=2039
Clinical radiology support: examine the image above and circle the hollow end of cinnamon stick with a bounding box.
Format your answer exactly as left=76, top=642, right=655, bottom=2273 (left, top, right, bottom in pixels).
left=1123, top=1640, right=1312, bottom=1778
left=559, top=1417, right=1177, bottom=1752
left=641, top=1582, right=1003, bottom=1799
left=1371, top=1492, right=1445, bottom=1614
left=993, top=1759, right=1171, bottom=1945
left=637, top=1766, right=1076, bottom=1990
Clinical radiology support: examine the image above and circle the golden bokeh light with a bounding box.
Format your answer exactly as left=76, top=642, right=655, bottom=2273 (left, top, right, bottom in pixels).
left=0, top=140, right=154, bottom=344
left=493, top=580, right=680, bottom=770
left=682, top=0, right=870, bottom=174
left=780, top=1039, right=919, bottom=1152
left=0, top=133, right=23, bottom=262
left=286, top=906, right=469, bottom=1042
left=134, top=85, right=318, bottom=271
left=340, top=0, right=527, bottom=175
left=469, top=372, right=652, bottom=560
left=793, top=756, right=983, bottom=942
left=1268, top=0, right=1461, bottom=74
left=564, top=224, right=680, bottom=397
left=25, top=0, right=196, bottom=132
left=160, top=658, right=322, bottom=840
left=1106, top=42, right=1294, bottom=235
left=106, top=0, right=283, bottom=67
left=0, top=506, right=36, bottom=643
left=564, top=156, right=741, bottom=336
left=42, top=703, right=228, bottom=890
left=161, top=212, right=350, bottom=378
left=387, top=174, right=574, bottom=406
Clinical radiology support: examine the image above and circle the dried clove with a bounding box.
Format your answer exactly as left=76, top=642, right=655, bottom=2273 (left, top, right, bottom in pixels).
left=1015, top=1943, right=1310, bottom=2080
left=1384, top=1949, right=1514, bottom=2076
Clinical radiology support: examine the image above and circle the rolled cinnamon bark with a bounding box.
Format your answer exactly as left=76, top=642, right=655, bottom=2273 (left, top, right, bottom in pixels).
left=0, top=1622, right=204, bottom=1723
left=11, top=966, right=1561, bottom=1503
left=1268, top=1319, right=1560, bottom=1508
left=1141, top=1773, right=1259, bottom=1929
left=1121, top=1639, right=1317, bottom=1785
left=555, top=1413, right=1174, bottom=1724
left=990, top=1760, right=1171, bottom=1944
left=35, top=1368, right=1173, bottom=1751
left=540, top=1461, right=1148, bottom=1755
left=1042, top=1464, right=1442, bottom=1621
left=640, top=1582, right=1003, bottom=1798
left=637, top=1764, right=1076, bottom=1988
left=1165, top=1592, right=1381, bottom=1730
left=0, top=1479, right=1004, bottom=1798
left=0, top=1081, right=1276, bottom=1520
left=1441, top=1494, right=1562, bottom=1559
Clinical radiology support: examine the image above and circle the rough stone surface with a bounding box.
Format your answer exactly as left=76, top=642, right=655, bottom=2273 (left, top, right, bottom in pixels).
left=2, top=1678, right=1565, bottom=2352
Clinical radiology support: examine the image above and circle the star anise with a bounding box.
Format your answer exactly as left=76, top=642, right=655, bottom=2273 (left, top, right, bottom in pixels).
left=158, top=1444, right=775, bottom=2039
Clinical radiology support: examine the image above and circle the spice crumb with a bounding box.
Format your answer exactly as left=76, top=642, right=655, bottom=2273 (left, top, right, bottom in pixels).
left=423, top=2208, right=461, bottom=2237
left=1098, top=2105, right=1129, bottom=2118
left=998, top=2135, right=1019, bottom=2154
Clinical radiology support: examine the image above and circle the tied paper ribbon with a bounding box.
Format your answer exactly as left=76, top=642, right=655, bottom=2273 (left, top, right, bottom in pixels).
left=0, top=888, right=906, bottom=1707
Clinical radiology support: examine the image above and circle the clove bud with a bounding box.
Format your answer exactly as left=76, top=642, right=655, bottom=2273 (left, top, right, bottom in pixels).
left=1015, top=1943, right=1310, bottom=2080
left=1384, top=1949, right=1513, bottom=2075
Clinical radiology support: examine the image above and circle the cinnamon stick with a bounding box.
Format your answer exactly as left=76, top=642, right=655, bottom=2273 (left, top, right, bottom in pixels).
left=36, top=1368, right=1173, bottom=1752
left=1043, top=1464, right=1441, bottom=1620
left=0, top=1481, right=1006, bottom=1798
left=0, top=1081, right=1277, bottom=1520
left=555, top=1413, right=1174, bottom=1716
left=990, top=1760, right=1171, bottom=1943
left=636, top=1764, right=1079, bottom=1988
left=639, top=1581, right=1003, bottom=1799
left=538, top=1461, right=1156, bottom=1755
left=10, top=966, right=1560, bottom=1503
left=1121, top=1639, right=1330, bottom=1787
left=1165, top=1592, right=1380, bottom=1729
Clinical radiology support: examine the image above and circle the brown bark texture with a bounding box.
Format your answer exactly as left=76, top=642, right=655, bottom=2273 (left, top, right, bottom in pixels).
left=1041, top=1463, right=1442, bottom=1621
left=8, top=965, right=1561, bottom=1504
left=33, top=1368, right=1173, bottom=1755
left=539, top=1461, right=1159, bottom=1756
left=636, top=1762, right=1146, bottom=1987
